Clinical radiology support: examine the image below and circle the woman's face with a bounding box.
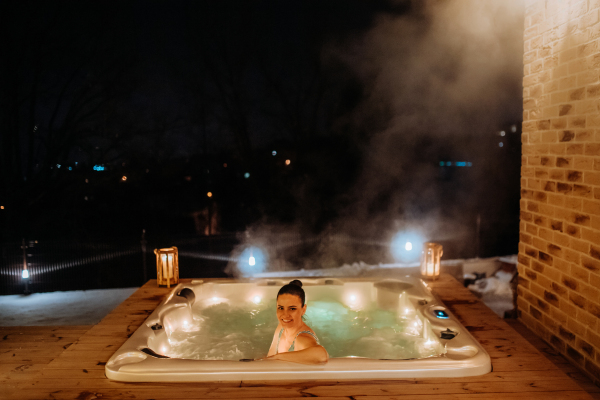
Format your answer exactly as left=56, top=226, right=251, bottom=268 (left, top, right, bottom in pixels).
left=276, top=294, right=306, bottom=330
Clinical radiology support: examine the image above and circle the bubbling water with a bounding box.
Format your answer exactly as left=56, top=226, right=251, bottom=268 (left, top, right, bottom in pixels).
left=166, top=299, right=444, bottom=360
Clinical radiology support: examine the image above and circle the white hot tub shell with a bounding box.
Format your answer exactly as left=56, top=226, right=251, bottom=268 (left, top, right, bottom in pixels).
left=105, top=277, right=491, bottom=382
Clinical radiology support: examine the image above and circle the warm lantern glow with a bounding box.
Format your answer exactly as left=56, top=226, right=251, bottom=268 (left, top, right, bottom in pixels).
left=420, top=242, right=443, bottom=280
left=0, top=206, right=4, bottom=210
left=121, top=176, right=127, bottom=181
left=154, top=247, right=179, bottom=288
left=207, top=192, right=213, bottom=198
left=285, top=159, right=291, bottom=165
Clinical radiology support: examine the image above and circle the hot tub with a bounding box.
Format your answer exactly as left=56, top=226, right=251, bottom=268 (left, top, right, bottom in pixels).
left=105, top=277, right=491, bottom=381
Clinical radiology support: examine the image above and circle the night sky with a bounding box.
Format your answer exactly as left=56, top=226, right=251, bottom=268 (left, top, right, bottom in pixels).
left=1, top=0, right=524, bottom=260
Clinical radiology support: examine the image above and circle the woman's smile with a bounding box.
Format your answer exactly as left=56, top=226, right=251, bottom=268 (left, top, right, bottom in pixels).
left=276, top=294, right=306, bottom=329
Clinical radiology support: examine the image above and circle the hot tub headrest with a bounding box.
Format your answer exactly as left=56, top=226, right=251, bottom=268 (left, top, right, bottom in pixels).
left=177, top=288, right=196, bottom=305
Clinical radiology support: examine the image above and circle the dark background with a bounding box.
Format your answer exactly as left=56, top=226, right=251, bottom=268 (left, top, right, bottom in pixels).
left=0, top=0, right=524, bottom=289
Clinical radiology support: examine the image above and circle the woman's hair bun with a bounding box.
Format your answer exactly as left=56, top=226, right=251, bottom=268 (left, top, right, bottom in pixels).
left=289, top=279, right=302, bottom=288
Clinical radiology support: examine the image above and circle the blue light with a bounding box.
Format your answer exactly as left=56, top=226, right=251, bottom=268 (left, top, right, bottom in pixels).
left=68, top=167, right=72, bottom=171
left=272, top=151, right=277, bottom=156
left=467, top=162, right=472, bottom=167
left=434, top=310, right=449, bottom=319
left=446, top=162, right=452, bottom=166
left=391, top=231, right=426, bottom=263
left=22, top=270, right=29, bottom=279
left=93, top=165, right=105, bottom=171
left=244, top=172, right=250, bottom=179
left=456, top=162, right=466, bottom=167
left=238, top=247, right=267, bottom=276
left=439, top=161, right=444, bottom=166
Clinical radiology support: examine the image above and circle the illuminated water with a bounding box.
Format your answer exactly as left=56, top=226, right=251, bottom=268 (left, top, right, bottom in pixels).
left=167, top=299, right=444, bottom=360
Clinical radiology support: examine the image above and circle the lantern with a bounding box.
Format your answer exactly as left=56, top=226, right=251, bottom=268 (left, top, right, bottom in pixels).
left=421, top=242, right=443, bottom=280
left=154, top=247, right=179, bottom=288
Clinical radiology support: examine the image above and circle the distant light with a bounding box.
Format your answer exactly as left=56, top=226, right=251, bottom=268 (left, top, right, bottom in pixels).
left=68, top=167, right=72, bottom=171
left=212, top=297, right=218, bottom=302
left=93, top=165, right=105, bottom=171
left=238, top=247, right=267, bottom=276
left=447, top=161, right=452, bottom=166
left=85, top=179, right=89, bottom=183
left=75, top=162, right=78, bottom=165
left=121, top=176, right=127, bottom=181
left=57, top=164, right=61, bottom=168
left=500, top=131, right=506, bottom=136
left=456, top=161, right=466, bottom=167
left=84, top=196, right=88, bottom=201
left=439, top=161, right=444, bottom=166
left=252, top=296, right=261, bottom=304
left=391, top=231, right=426, bottom=262
left=207, top=192, right=213, bottom=198
left=22, top=270, right=29, bottom=279
left=349, top=295, right=356, bottom=302
left=511, top=125, right=517, bottom=133
left=285, top=159, right=291, bottom=166
left=185, top=176, right=192, bottom=181
left=467, top=162, right=472, bottom=167
left=0, top=206, right=4, bottom=210
left=244, top=172, right=250, bottom=179
left=272, top=151, right=277, bottom=156
left=223, top=163, right=228, bottom=168
left=499, top=142, right=504, bottom=147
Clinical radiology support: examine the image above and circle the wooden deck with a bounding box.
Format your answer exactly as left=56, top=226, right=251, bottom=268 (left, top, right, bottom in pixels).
left=1, top=274, right=598, bottom=399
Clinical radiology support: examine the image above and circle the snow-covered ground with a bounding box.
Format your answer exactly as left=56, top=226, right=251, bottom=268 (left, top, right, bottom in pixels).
left=0, top=287, right=138, bottom=326
left=0, top=255, right=517, bottom=326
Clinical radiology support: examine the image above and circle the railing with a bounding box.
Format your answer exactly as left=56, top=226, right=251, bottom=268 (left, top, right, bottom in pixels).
left=0, top=217, right=518, bottom=295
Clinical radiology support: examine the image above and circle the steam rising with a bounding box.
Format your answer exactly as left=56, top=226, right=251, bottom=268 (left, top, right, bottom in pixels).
left=230, top=0, right=524, bottom=276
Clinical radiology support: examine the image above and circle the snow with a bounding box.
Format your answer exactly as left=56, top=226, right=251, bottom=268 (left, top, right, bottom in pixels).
left=0, top=287, right=138, bottom=326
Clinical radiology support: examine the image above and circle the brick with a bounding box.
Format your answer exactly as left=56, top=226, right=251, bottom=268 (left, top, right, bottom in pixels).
left=574, top=156, right=593, bottom=170
left=539, top=227, right=553, bottom=241
left=551, top=118, right=567, bottom=129
left=582, top=200, right=600, bottom=216
left=550, top=335, right=566, bottom=352
left=582, top=227, right=600, bottom=243
left=547, top=194, right=564, bottom=208
left=572, top=264, right=590, bottom=282
left=559, top=325, right=576, bottom=342
left=573, top=184, right=592, bottom=198
left=572, top=237, right=591, bottom=253
left=581, top=255, right=600, bottom=273
left=566, top=143, right=585, bottom=155
left=587, top=302, right=600, bottom=319
left=545, top=289, right=561, bottom=306
left=591, top=245, right=600, bottom=261
left=550, top=169, right=565, bottom=180
left=570, top=292, right=587, bottom=309
left=568, top=117, right=586, bottom=128
left=565, top=196, right=583, bottom=210
left=566, top=170, right=583, bottom=182
left=571, top=212, right=592, bottom=226
left=584, top=360, right=600, bottom=383
left=587, top=83, right=600, bottom=97
left=554, top=231, right=570, bottom=246
left=584, top=171, right=600, bottom=185
left=587, top=145, right=600, bottom=158
left=557, top=182, right=573, bottom=193
left=550, top=219, right=563, bottom=231
left=565, top=224, right=581, bottom=238
left=532, top=260, right=545, bottom=273
left=544, top=181, right=556, bottom=192
left=556, top=156, right=572, bottom=167
left=559, top=104, right=573, bottom=116
left=562, top=275, right=579, bottom=290
left=531, top=305, right=543, bottom=320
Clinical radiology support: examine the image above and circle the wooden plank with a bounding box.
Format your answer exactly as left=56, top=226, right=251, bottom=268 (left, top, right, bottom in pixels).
left=1, top=275, right=597, bottom=400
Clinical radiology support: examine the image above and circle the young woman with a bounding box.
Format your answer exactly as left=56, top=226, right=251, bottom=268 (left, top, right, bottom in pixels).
left=259, top=280, right=328, bottom=365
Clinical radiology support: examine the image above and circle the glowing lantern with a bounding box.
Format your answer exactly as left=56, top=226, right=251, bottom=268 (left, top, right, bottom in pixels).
left=154, top=247, right=179, bottom=288
left=420, top=242, right=443, bottom=280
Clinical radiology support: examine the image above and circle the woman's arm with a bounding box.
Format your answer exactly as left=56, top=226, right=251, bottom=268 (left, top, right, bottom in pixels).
left=266, top=323, right=282, bottom=357
left=265, top=334, right=329, bottom=365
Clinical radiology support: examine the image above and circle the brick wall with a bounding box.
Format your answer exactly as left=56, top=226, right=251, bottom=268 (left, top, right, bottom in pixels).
left=519, top=0, right=600, bottom=384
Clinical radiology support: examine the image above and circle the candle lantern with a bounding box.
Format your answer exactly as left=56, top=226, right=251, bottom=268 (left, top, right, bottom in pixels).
left=420, top=242, right=443, bottom=280
left=154, top=247, right=179, bottom=288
